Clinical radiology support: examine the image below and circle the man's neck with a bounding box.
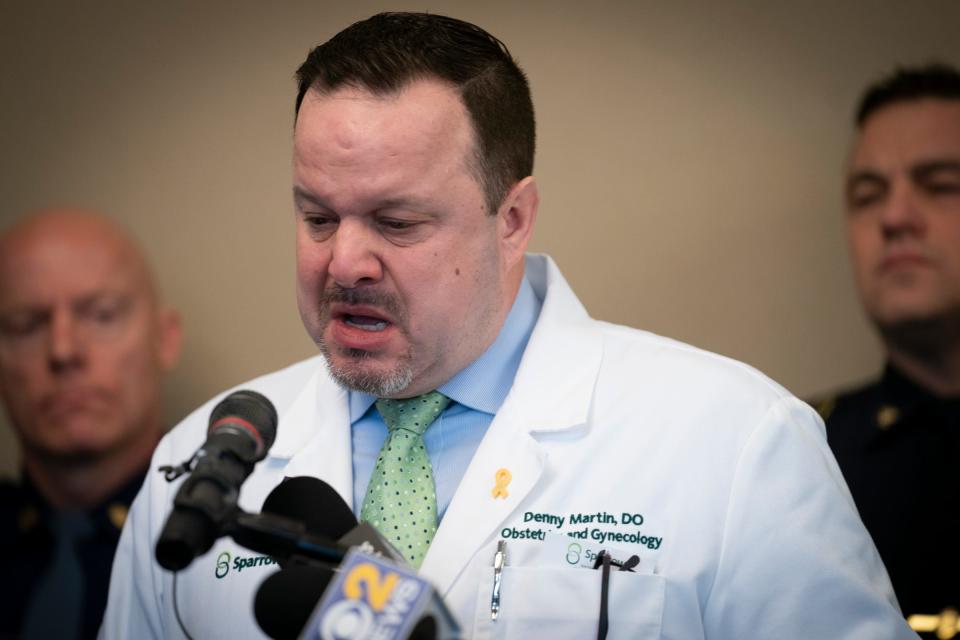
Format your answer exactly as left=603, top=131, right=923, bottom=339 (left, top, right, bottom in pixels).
left=884, top=334, right=960, bottom=397
left=23, top=434, right=158, bottom=510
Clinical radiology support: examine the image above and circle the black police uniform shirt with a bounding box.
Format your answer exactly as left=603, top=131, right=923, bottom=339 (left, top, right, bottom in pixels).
left=815, top=364, right=960, bottom=636
left=0, top=469, right=146, bottom=640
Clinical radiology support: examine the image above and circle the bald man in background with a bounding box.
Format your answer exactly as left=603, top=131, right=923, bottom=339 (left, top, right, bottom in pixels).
left=0, top=209, right=181, bottom=640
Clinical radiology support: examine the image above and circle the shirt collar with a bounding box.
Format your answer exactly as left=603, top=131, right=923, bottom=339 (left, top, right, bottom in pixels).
left=349, top=273, right=541, bottom=421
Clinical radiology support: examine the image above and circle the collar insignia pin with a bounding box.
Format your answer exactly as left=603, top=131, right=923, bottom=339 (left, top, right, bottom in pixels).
left=876, top=405, right=900, bottom=430
left=108, top=503, right=129, bottom=530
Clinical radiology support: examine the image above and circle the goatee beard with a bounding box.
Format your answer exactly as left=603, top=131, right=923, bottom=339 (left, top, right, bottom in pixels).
left=314, top=284, right=413, bottom=395
left=317, top=337, right=414, bottom=396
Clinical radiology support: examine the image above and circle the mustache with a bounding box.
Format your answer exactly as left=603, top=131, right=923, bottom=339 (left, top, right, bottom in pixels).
left=319, top=285, right=405, bottom=322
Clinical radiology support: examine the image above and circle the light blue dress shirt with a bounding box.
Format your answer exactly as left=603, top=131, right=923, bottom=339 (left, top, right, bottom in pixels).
left=349, top=275, right=541, bottom=520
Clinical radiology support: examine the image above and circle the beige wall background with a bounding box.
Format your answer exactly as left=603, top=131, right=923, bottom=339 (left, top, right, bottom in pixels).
left=2, top=1, right=959, bottom=477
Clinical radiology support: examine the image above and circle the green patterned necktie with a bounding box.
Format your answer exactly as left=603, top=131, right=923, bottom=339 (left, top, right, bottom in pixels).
left=360, top=391, right=451, bottom=568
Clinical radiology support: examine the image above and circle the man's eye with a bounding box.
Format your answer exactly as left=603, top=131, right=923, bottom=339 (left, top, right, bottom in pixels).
left=82, top=298, right=131, bottom=327
left=306, top=215, right=336, bottom=228
left=846, top=173, right=888, bottom=212
left=302, top=215, right=339, bottom=239
left=848, top=191, right=883, bottom=210
left=0, top=313, right=45, bottom=336
left=378, top=219, right=418, bottom=232
left=924, top=181, right=960, bottom=196
left=91, top=306, right=119, bottom=324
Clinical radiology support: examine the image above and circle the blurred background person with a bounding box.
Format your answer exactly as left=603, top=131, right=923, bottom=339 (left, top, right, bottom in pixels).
left=816, top=64, right=960, bottom=635
left=0, top=209, right=181, bottom=640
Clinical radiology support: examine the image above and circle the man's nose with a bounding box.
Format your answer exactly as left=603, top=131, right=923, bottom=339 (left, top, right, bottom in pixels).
left=326, top=221, right=384, bottom=289
left=881, top=180, right=926, bottom=239
left=48, top=310, right=85, bottom=373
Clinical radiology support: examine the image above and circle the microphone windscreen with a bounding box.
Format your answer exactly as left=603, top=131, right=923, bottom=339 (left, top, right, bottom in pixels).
left=255, top=564, right=335, bottom=640
left=262, top=476, right=357, bottom=540
left=209, top=389, right=279, bottom=456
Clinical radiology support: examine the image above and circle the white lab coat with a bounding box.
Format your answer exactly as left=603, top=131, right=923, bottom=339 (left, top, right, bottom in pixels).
left=100, top=254, right=917, bottom=639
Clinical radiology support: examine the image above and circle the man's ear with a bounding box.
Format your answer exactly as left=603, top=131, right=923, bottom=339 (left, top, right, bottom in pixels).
left=157, top=307, right=183, bottom=372
left=496, top=176, right=539, bottom=270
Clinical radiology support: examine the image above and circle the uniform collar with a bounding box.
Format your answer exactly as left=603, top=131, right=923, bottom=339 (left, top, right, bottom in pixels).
left=874, top=362, right=960, bottom=431
left=15, top=467, right=147, bottom=537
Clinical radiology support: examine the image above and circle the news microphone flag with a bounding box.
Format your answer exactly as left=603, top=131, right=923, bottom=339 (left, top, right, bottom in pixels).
left=301, top=547, right=450, bottom=640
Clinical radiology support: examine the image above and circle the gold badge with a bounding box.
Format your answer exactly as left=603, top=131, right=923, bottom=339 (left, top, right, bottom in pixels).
left=907, top=607, right=958, bottom=639
left=108, top=503, right=129, bottom=530
left=491, top=469, right=512, bottom=500
left=875, top=405, right=900, bottom=430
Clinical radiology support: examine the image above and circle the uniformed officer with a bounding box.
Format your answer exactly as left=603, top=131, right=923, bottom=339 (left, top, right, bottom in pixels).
left=815, top=64, right=960, bottom=638
left=0, top=209, right=181, bottom=640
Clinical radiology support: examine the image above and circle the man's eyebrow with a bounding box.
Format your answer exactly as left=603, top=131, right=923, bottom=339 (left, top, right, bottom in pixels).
left=0, top=290, right=128, bottom=317
left=377, top=196, right=429, bottom=211
left=292, top=187, right=433, bottom=215
left=292, top=186, right=326, bottom=207
left=911, top=158, right=960, bottom=180
left=74, top=291, right=133, bottom=309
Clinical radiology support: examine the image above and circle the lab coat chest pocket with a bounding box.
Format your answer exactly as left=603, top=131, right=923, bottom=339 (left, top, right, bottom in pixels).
left=472, top=566, right=665, bottom=639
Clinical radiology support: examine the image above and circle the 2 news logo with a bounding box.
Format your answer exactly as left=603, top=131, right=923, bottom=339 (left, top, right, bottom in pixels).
left=309, top=551, right=428, bottom=640
left=320, top=563, right=400, bottom=638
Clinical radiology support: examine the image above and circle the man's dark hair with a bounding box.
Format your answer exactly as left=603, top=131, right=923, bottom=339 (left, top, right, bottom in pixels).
left=856, top=63, right=960, bottom=127
left=295, top=12, right=536, bottom=215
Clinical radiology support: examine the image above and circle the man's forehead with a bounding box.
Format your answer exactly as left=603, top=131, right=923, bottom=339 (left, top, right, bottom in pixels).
left=295, top=80, right=469, bottom=147
left=851, top=98, right=960, bottom=168
left=292, top=79, right=476, bottom=203
left=301, top=76, right=462, bottom=110
left=0, top=221, right=152, bottom=308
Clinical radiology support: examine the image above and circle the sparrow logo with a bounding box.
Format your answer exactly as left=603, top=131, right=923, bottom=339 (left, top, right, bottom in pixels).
left=214, top=550, right=277, bottom=580
left=215, top=551, right=231, bottom=579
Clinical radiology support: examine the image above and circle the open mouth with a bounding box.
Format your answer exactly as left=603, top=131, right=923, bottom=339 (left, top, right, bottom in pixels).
left=343, top=314, right=389, bottom=332
left=326, top=300, right=400, bottom=350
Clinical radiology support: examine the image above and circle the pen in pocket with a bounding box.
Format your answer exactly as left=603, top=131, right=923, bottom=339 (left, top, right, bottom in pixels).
left=491, top=539, right=506, bottom=621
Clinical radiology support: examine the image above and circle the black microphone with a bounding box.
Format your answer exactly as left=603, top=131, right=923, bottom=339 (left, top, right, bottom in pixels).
left=255, top=564, right=447, bottom=640
left=262, top=476, right=357, bottom=541
left=255, top=564, right=336, bottom=640
left=250, top=478, right=460, bottom=638
left=259, top=476, right=407, bottom=565
left=229, top=476, right=358, bottom=569
left=156, top=389, right=278, bottom=571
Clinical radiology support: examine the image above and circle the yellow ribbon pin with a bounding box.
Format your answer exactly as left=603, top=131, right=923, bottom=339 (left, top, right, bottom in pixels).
left=492, top=468, right=512, bottom=499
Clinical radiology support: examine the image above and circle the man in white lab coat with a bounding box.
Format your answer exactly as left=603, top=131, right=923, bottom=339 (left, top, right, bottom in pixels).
left=100, top=12, right=918, bottom=639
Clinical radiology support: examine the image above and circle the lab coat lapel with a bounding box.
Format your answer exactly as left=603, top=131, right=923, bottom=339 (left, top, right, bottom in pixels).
left=273, top=368, right=354, bottom=506
left=419, top=403, right=545, bottom=593
left=420, top=255, right=603, bottom=594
